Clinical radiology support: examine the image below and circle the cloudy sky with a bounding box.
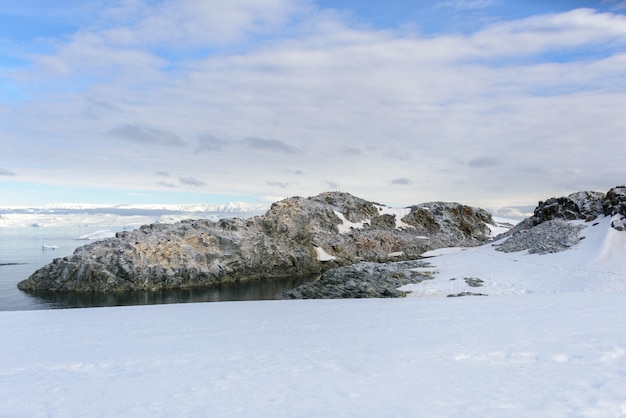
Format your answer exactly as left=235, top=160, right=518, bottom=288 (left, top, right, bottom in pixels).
left=1, top=0, right=626, bottom=214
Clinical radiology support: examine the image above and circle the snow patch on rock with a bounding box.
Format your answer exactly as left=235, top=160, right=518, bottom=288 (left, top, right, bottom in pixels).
left=314, top=246, right=337, bottom=262
left=374, top=205, right=414, bottom=229
left=333, top=210, right=370, bottom=233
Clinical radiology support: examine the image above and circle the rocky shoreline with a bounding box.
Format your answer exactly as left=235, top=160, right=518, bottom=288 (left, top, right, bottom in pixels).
left=18, top=192, right=495, bottom=293
left=17, top=186, right=626, bottom=299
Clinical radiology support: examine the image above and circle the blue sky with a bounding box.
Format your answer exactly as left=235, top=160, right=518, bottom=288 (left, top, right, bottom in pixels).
left=1, top=0, right=626, bottom=213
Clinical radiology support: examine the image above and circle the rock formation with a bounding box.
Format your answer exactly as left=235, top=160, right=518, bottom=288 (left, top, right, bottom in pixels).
left=18, top=192, right=495, bottom=292
left=283, top=260, right=434, bottom=299
left=495, top=186, right=626, bottom=254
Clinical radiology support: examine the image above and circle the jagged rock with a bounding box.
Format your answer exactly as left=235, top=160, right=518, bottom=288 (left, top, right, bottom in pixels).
left=603, top=186, right=626, bottom=217
left=499, top=186, right=626, bottom=242
left=494, top=186, right=626, bottom=256
left=18, top=192, right=496, bottom=293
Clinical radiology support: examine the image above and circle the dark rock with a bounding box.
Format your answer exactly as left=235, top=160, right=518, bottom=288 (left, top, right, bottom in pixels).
left=464, top=277, right=484, bottom=287
left=284, top=260, right=433, bottom=299
left=447, top=292, right=488, bottom=297
left=603, top=186, right=626, bottom=218
left=495, top=220, right=585, bottom=254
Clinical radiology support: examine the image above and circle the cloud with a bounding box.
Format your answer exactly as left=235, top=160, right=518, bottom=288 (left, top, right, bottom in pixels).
left=110, top=124, right=185, bottom=146
left=155, top=171, right=170, bottom=177
left=0, top=168, right=16, bottom=176
left=323, top=180, right=339, bottom=190
left=242, top=137, right=298, bottom=154
left=267, top=181, right=288, bottom=188
left=606, top=0, right=626, bottom=10
left=196, top=135, right=226, bottom=152
left=390, top=178, right=414, bottom=186
left=495, top=205, right=536, bottom=219
left=100, top=0, right=307, bottom=48
left=468, top=157, right=500, bottom=168
left=158, top=181, right=177, bottom=188
left=468, top=9, right=626, bottom=59
left=3, top=4, right=626, bottom=210
left=179, top=177, right=205, bottom=186
left=341, top=147, right=362, bottom=155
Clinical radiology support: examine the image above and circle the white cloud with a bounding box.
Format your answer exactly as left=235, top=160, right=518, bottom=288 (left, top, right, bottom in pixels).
left=468, top=8, right=626, bottom=58
left=3, top=3, right=626, bottom=209
left=100, top=0, right=308, bottom=47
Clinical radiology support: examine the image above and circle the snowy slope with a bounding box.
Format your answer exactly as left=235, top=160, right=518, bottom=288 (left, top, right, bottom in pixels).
left=1, top=294, right=626, bottom=417
left=401, top=215, right=626, bottom=297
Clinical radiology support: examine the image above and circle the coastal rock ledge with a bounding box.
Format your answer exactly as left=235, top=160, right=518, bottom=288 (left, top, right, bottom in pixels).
left=18, top=192, right=495, bottom=292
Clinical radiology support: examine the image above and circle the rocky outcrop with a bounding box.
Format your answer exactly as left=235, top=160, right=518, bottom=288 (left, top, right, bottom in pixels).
left=505, top=186, right=626, bottom=234
left=495, top=186, right=626, bottom=255
left=283, top=260, right=433, bottom=299
left=495, top=220, right=585, bottom=254
left=18, top=192, right=496, bottom=293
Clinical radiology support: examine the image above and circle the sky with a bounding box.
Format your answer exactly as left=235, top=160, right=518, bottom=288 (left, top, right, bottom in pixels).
left=1, top=0, right=626, bottom=213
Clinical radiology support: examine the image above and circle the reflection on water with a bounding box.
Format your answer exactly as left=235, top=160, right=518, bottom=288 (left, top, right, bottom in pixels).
left=23, top=275, right=319, bottom=309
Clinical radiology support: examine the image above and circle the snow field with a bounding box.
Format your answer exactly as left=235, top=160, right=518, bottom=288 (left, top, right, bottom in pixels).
left=2, top=292, right=626, bottom=417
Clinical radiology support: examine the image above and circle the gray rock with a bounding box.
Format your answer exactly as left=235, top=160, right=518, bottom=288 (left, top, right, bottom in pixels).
left=495, top=186, right=626, bottom=252
left=495, top=220, right=585, bottom=254
left=18, top=192, right=496, bottom=293
left=283, top=260, right=433, bottom=299
left=447, top=292, right=488, bottom=298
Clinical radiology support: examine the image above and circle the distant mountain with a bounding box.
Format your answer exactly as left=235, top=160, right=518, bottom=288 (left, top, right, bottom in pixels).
left=0, top=202, right=270, bottom=228
left=1, top=202, right=269, bottom=213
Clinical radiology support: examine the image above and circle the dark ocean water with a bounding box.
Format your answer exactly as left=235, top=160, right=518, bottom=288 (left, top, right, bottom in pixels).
left=0, top=226, right=314, bottom=311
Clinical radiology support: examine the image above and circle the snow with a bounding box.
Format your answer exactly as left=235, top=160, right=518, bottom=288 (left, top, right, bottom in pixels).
left=333, top=210, right=369, bottom=233
left=403, top=215, right=626, bottom=297
left=487, top=216, right=518, bottom=237
left=3, top=215, right=626, bottom=416
left=314, top=245, right=337, bottom=261
left=2, top=294, right=626, bottom=417
left=78, top=230, right=116, bottom=240
left=374, top=205, right=413, bottom=229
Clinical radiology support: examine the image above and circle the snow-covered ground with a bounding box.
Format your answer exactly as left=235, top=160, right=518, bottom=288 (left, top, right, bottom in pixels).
left=401, top=215, right=626, bottom=297
left=2, top=215, right=626, bottom=417
left=2, top=293, right=626, bottom=417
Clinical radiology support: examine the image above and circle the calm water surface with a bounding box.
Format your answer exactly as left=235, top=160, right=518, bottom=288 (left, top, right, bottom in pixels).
left=0, top=226, right=315, bottom=311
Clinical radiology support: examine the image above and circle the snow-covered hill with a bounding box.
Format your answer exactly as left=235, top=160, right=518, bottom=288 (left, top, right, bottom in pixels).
left=402, top=214, right=626, bottom=297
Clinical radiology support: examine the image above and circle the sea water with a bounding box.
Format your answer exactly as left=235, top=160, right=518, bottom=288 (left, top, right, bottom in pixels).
left=0, top=226, right=315, bottom=311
